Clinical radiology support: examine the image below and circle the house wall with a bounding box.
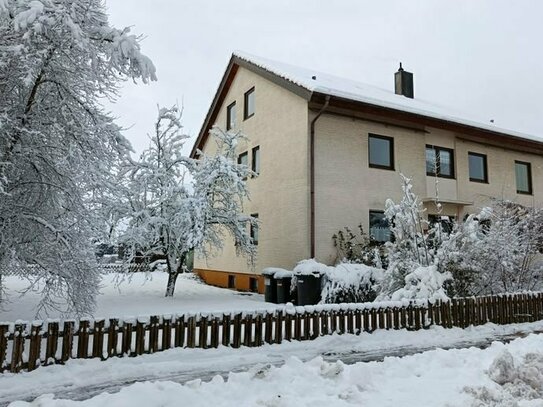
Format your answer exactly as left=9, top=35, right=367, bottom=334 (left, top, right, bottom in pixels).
left=194, top=66, right=310, bottom=290
left=314, top=112, right=543, bottom=265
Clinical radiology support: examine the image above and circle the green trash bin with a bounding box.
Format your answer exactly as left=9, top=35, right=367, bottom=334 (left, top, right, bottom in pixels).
left=262, top=268, right=278, bottom=303
left=296, top=270, right=322, bottom=305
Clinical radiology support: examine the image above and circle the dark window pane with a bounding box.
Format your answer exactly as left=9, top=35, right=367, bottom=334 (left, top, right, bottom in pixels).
left=468, top=153, right=486, bottom=182
left=515, top=162, right=531, bottom=194
left=245, top=88, right=255, bottom=119
left=250, top=213, right=259, bottom=245
left=426, top=147, right=436, bottom=174
left=252, top=146, right=260, bottom=174
left=369, top=211, right=391, bottom=242
left=238, top=152, right=248, bottom=180
left=369, top=135, right=393, bottom=168
left=227, top=102, right=236, bottom=130
left=439, top=149, right=452, bottom=176
left=426, top=145, right=454, bottom=178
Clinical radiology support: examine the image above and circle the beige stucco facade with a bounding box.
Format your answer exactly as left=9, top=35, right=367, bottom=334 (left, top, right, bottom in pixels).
left=194, top=61, right=543, bottom=289
left=195, top=66, right=311, bottom=276
left=314, top=114, right=543, bottom=264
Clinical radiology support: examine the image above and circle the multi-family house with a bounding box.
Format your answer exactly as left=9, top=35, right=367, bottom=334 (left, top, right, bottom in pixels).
left=191, top=51, right=543, bottom=293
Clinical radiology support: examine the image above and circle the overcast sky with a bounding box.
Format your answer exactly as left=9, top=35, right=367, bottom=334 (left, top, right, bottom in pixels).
left=105, top=0, right=543, bottom=156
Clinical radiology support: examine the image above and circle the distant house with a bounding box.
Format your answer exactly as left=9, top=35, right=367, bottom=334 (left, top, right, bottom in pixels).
left=190, top=51, right=543, bottom=292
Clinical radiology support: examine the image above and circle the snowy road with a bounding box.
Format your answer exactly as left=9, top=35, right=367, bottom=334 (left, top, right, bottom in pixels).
left=3, top=321, right=543, bottom=405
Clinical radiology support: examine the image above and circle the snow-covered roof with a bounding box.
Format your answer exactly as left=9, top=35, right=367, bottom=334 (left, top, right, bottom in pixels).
left=233, top=51, right=543, bottom=144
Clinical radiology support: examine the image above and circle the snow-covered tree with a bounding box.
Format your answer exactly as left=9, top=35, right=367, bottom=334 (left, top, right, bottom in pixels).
left=120, top=106, right=257, bottom=297
left=0, top=0, right=156, bottom=316
left=378, top=175, right=433, bottom=295
left=438, top=202, right=543, bottom=296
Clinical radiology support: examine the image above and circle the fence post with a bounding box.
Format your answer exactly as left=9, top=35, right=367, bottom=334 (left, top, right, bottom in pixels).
left=107, top=319, right=119, bottom=358
left=148, top=316, right=159, bottom=353
left=321, top=310, right=329, bottom=335
left=264, top=313, right=273, bottom=344
left=0, top=324, right=9, bottom=372
left=303, top=312, right=311, bottom=340
left=93, top=319, right=105, bottom=359
left=354, top=309, right=362, bottom=334
left=338, top=309, right=346, bottom=334
left=243, top=314, right=255, bottom=347
left=10, top=323, right=25, bottom=373
left=187, top=316, right=197, bottom=349
left=222, top=314, right=231, bottom=347
left=28, top=322, right=43, bottom=371
left=294, top=312, right=302, bottom=340
left=284, top=312, right=293, bottom=341
left=363, top=308, right=371, bottom=332
left=174, top=316, right=185, bottom=348
left=378, top=308, right=386, bottom=330
left=162, top=316, right=172, bottom=350
left=45, top=321, right=59, bottom=366
left=61, top=321, right=74, bottom=363
left=254, top=314, right=263, bottom=346
left=122, top=321, right=133, bottom=355
left=210, top=317, right=219, bottom=348
left=135, top=319, right=146, bottom=355
left=77, top=320, right=90, bottom=358
left=312, top=311, right=320, bottom=339
left=199, top=316, right=209, bottom=349
left=274, top=310, right=283, bottom=344
left=232, top=313, right=242, bottom=348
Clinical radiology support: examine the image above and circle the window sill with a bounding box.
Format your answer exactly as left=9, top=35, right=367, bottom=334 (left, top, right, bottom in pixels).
left=244, top=113, right=254, bottom=121
left=469, top=178, right=488, bottom=184
left=517, top=190, right=533, bottom=196
left=369, top=164, right=395, bottom=171
left=426, top=173, right=456, bottom=180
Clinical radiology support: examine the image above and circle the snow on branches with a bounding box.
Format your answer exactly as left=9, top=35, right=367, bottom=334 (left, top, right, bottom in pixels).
left=120, top=107, right=257, bottom=297
left=0, top=0, right=155, bottom=316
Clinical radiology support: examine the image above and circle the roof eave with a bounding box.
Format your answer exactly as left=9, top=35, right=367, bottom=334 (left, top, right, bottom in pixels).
left=310, top=92, right=543, bottom=154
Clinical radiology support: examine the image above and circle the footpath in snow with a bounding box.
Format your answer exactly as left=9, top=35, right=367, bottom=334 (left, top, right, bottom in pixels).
left=2, top=321, right=543, bottom=406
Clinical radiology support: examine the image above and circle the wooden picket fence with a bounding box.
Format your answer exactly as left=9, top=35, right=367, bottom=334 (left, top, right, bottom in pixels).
left=2, top=291, right=543, bottom=374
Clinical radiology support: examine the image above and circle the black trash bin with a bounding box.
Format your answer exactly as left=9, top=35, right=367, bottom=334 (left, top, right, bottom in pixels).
left=274, top=270, right=295, bottom=304
left=296, top=271, right=322, bottom=305
left=262, top=268, right=278, bottom=303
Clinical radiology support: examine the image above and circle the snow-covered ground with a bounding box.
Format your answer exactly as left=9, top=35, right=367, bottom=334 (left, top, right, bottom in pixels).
left=0, top=272, right=268, bottom=322
left=2, top=322, right=543, bottom=405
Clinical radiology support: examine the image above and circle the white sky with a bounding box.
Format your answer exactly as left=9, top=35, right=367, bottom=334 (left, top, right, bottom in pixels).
left=105, top=0, right=543, bottom=156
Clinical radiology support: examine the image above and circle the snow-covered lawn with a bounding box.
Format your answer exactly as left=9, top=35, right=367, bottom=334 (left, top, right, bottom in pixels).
left=0, top=272, right=268, bottom=322
left=5, top=330, right=543, bottom=406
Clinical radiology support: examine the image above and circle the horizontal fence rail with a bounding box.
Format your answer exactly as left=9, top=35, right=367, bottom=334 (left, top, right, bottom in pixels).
left=1, top=292, right=543, bottom=374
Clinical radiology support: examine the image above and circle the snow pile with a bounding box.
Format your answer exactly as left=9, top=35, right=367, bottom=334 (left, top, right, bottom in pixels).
left=293, top=258, right=330, bottom=276
left=7, top=332, right=543, bottom=406
left=262, top=267, right=292, bottom=279
left=466, top=349, right=543, bottom=406
left=321, top=263, right=384, bottom=303
left=390, top=265, right=451, bottom=302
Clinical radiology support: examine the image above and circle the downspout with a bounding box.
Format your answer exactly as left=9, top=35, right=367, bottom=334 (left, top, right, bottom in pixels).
left=309, top=95, right=330, bottom=259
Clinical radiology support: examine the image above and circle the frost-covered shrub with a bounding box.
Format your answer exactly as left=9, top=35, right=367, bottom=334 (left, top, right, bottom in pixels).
left=320, top=263, right=384, bottom=304
left=390, top=265, right=451, bottom=302
left=332, top=225, right=387, bottom=268
left=379, top=174, right=450, bottom=301
left=438, top=202, right=543, bottom=296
